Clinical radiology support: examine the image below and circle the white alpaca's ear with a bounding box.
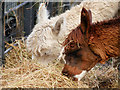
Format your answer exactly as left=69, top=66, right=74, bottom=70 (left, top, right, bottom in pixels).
left=52, top=17, right=66, bottom=36
left=36, top=3, right=49, bottom=24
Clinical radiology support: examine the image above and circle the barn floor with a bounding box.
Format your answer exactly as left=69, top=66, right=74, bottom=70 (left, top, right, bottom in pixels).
left=1, top=39, right=119, bottom=88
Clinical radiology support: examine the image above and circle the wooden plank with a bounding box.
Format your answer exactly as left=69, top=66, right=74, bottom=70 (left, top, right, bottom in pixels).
left=0, top=2, right=5, bottom=66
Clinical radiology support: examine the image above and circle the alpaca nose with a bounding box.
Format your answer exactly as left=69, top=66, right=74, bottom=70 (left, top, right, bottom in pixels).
left=62, top=69, right=78, bottom=81
left=62, top=69, right=69, bottom=77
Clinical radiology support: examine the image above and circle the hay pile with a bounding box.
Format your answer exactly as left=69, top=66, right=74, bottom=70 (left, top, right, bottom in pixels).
left=1, top=39, right=118, bottom=88
left=1, top=39, right=88, bottom=88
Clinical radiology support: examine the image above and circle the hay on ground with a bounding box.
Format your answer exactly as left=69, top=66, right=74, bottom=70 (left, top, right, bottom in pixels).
left=1, top=38, right=118, bottom=88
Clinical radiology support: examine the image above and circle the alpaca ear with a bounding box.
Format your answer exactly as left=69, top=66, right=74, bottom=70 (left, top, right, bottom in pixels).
left=36, top=3, right=49, bottom=24
left=52, top=17, right=65, bottom=36
left=80, top=8, right=92, bottom=39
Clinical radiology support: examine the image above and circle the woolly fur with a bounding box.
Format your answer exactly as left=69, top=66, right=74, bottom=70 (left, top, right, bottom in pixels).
left=26, top=0, right=119, bottom=65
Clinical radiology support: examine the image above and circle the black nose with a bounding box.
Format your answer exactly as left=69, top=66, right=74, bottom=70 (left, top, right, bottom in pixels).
left=62, top=70, right=69, bottom=77
left=72, top=77, right=78, bottom=81
left=62, top=70, right=78, bottom=81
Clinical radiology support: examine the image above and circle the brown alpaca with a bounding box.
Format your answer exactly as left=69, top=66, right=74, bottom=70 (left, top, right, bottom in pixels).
left=62, top=7, right=120, bottom=81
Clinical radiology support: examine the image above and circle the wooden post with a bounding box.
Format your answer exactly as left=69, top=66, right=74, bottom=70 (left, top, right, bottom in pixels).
left=0, top=2, right=5, bottom=66
left=63, top=2, right=70, bottom=12
left=24, top=2, right=35, bottom=36
left=47, top=2, right=53, bottom=18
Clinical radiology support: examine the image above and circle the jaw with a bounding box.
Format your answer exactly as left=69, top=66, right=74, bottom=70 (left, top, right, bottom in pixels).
left=62, top=64, right=87, bottom=81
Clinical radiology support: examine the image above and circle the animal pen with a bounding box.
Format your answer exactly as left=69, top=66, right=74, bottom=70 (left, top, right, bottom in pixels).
left=0, top=1, right=120, bottom=88
left=0, top=2, right=35, bottom=65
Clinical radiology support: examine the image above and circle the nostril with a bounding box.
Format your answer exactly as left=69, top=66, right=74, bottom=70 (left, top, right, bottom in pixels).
left=72, top=77, right=78, bottom=81
left=62, top=70, right=68, bottom=76
left=62, top=72, right=68, bottom=76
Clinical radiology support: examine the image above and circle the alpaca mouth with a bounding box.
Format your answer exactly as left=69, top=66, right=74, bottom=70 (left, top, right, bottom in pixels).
left=62, top=69, right=87, bottom=81
left=62, top=64, right=87, bottom=81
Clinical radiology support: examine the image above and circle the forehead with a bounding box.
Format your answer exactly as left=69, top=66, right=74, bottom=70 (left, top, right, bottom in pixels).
left=35, top=23, right=54, bottom=38
left=32, top=24, right=58, bottom=50
left=64, top=25, right=85, bottom=45
left=63, top=28, right=87, bottom=54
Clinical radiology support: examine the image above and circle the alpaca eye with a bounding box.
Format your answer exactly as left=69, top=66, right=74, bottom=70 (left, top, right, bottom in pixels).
left=70, top=43, right=75, bottom=48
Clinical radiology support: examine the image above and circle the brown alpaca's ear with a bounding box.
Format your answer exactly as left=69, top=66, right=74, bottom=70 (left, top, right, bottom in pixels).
left=81, top=8, right=92, bottom=39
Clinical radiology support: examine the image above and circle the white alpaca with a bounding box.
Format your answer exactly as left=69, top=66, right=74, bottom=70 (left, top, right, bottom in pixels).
left=26, top=0, right=119, bottom=65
